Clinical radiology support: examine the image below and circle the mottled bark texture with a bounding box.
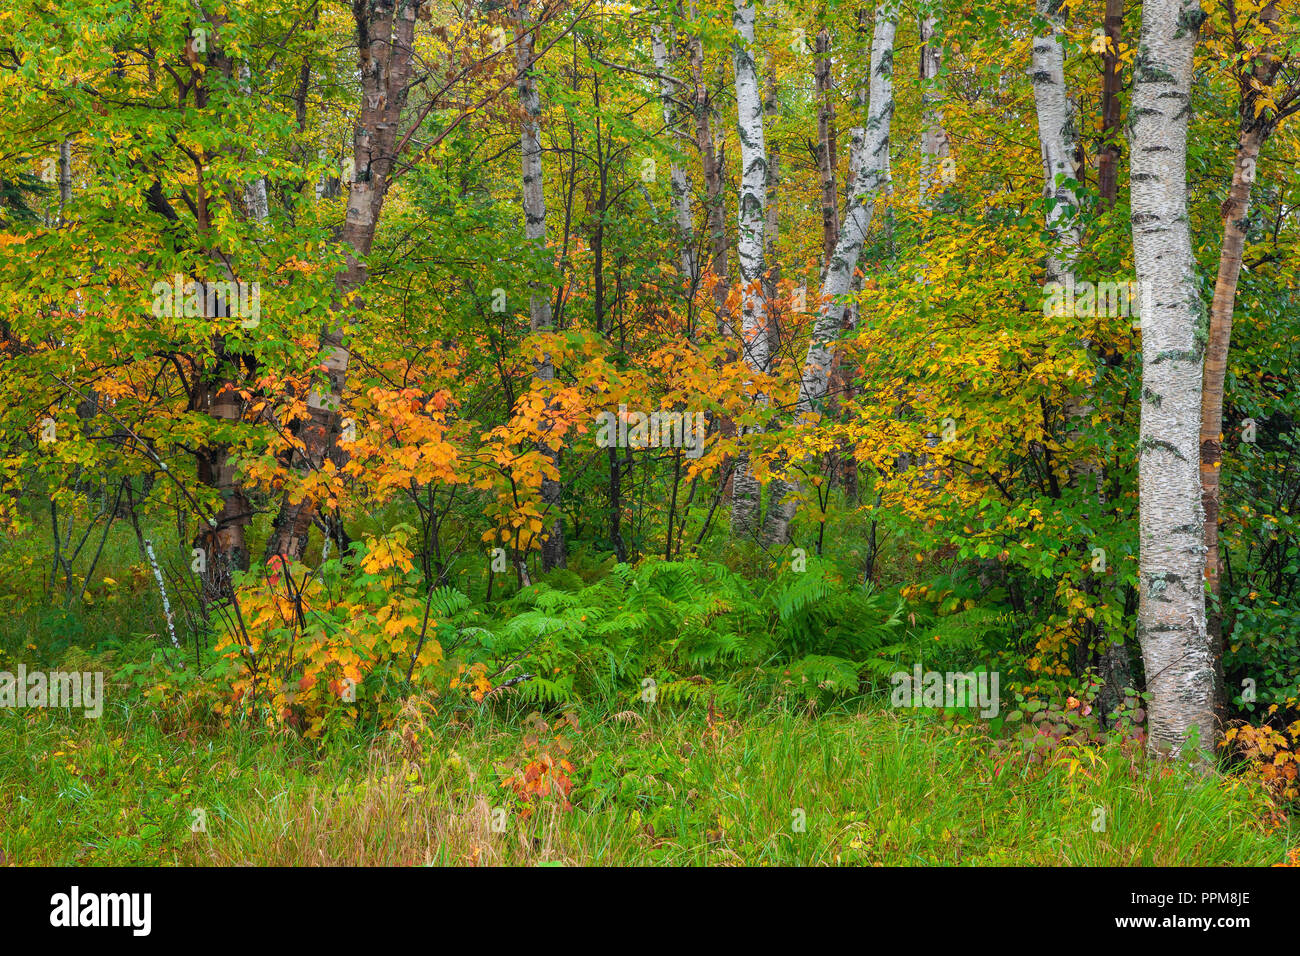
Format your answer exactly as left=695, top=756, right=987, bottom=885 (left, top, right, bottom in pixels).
left=917, top=3, right=949, bottom=207
left=1129, top=0, right=1215, bottom=758
left=1031, top=0, right=1132, bottom=723
left=652, top=24, right=697, bottom=284
left=689, top=1, right=729, bottom=326
left=192, top=31, right=256, bottom=602
left=763, top=67, right=781, bottom=348
left=815, top=27, right=839, bottom=271
left=729, top=0, right=769, bottom=539
left=517, top=9, right=567, bottom=571
left=267, top=0, right=419, bottom=562
left=1029, top=0, right=1080, bottom=285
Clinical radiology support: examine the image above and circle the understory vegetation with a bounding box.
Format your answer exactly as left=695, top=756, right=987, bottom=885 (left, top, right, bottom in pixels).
left=1, top=506, right=1296, bottom=866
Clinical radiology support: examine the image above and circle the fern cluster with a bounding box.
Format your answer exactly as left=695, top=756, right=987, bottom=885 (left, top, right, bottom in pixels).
left=455, top=557, right=907, bottom=709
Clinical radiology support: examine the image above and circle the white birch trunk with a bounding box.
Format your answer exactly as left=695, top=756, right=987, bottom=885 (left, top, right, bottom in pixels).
left=910, top=2, right=949, bottom=484
left=762, top=4, right=897, bottom=544
left=729, top=0, right=769, bottom=538
left=917, top=4, right=949, bottom=207
left=1028, top=0, right=1079, bottom=284
left=239, top=62, right=271, bottom=224
left=516, top=11, right=566, bottom=571
left=652, top=26, right=697, bottom=284
left=1129, top=0, right=1215, bottom=758
left=1030, top=0, right=1130, bottom=717
left=815, top=27, right=839, bottom=273
left=266, top=0, right=418, bottom=561
left=57, top=139, right=72, bottom=228
left=687, top=0, right=729, bottom=325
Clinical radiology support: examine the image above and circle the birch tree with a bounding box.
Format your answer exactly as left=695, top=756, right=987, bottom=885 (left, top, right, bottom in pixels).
left=815, top=25, right=839, bottom=271
left=763, top=67, right=782, bottom=341
left=185, top=22, right=263, bottom=601
left=909, top=0, right=949, bottom=486
left=516, top=2, right=567, bottom=572
left=829, top=8, right=882, bottom=502
left=917, top=1, right=949, bottom=207
left=762, top=3, right=896, bottom=544
left=238, top=63, right=271, bottom=225
left=1030, top=0, right=1133, bottom=722
left=652, top=22, right=697, bottom=284
left=1028, top=0, right=1079, bottom=286
left=729, top=0, right=770, bottom=537
left=688, top=1, right=729, bottom=324
left=1129, top=0, right=1215, bottom=757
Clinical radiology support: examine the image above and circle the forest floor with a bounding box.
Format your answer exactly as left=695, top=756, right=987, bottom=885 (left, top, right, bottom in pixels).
left=1, top=683, right=1292, bottom=866
left=1, top=518, right=1297, bottom=867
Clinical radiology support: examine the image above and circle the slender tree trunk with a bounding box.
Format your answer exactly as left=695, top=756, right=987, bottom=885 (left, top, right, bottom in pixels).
left=266, top=0, right=418, bottom=562
left=689, top=2, right=729, bottom=327
left=762, top=3, right=897, bottom=544
left=909, top=1, right=949, bottom=487
left=186, top=33, right=256, bottom=602
left=1197, top=127, right=1262, bottom=707
left=834, top=9, right=877, bottom=502
left=1031, top=0, right=1130, bottom=719
left=197, top=335, right=253, bottom=602
left=819, top=24, right=852, bottom=499
left=1097, top=0, right=1124, bottom=209
left=56, top=139, right=72, bottom=227
left=1129, top=0, right=1215, bottom=758
left=1094, top=0, right=1129, bottom=707
left=516, top=7, right=567, bottom=572
left=728, top=0, right=769, bottom=539
left=609, top=444, right=626, bottom=561
left=1201, top=3, right=1285, bottom=681
left=815, top=27, right=839, bottom=270
left=1029, top=0, right=1080, bottom=285
left=239, top=63, right=271, bottom=223
left=652, top=24, right=698, bottom=284
left=917, top=2, right=949, bottom=207
left=686, top=3, right=735, bottom=505
left=763, top=67, right=781, bottom=357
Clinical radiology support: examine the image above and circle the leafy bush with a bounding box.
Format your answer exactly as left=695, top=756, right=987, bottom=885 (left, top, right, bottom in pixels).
left=207, top=526, right=461, bottom=737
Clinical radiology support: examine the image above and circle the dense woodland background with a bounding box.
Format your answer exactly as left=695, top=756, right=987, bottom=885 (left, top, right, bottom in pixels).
left=0, top=0, right=1299, bottom=865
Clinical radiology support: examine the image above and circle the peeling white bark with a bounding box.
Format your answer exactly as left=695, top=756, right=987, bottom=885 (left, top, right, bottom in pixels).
left=729, top=0, right=769, bottom=537
left=762, top=4, right=897, bottom=544
left=1130, top=0, right=1215, bottom=758
left=652, top=25, right=697, bottom=283
left=267, top=0, right=418, bottom=561
left=57, top=139, right=72, bottom=227
left=731, top=0, right=768, bottom=378
left=1028, top=0, right=1079, bottom=284
left=516, top=11, right=566, bottom=571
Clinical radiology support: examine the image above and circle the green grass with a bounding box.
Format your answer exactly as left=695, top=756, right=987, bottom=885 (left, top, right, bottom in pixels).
left=1, top=687, right=1291, bottom=866
left=0, top=506, right=1293, bottom=867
